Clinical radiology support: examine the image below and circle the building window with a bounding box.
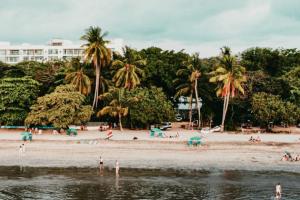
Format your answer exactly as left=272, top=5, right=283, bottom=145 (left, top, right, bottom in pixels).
left=34, top=56, right=44, bottom=61
left=48, top=49, right=59, bottom=54
left=23, top=50, right=34, bottom=55
left=34, top=49, right=43, bottom=55
left=74, top=49, right=83, bottom=55
left=10, top=50, right=19, bottom=55
left=23, top=56, right=29, bottom=61
left=64, top=49, right=74, bottom=55
left=7, top=57, right=18, bottom=62
left=49, top=56, right=59, bottom=61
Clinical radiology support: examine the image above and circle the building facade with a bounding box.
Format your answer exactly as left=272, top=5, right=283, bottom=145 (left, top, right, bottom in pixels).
left=0, top=39, right=123, bottom=64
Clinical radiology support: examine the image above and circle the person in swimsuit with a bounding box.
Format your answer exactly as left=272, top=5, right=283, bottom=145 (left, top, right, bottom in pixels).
left=115, top=160, right=119, bottom=176
left=275, top=183, right=282, bottom=199
left=99, top=156, right=104, bottom=174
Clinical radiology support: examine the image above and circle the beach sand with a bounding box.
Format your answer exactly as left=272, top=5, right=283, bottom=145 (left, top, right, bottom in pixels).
left=0, top=129, right=300, bottom=172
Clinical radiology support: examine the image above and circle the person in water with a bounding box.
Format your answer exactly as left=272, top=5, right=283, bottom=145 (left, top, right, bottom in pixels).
left=99, top=156, right=104, bottom=174
left=115, top=160, right=119, bottom=176
left=275, top=183, right=282, bottom=199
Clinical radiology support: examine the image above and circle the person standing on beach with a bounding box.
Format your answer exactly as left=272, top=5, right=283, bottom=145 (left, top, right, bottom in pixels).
left=99, top=156, right=104, bottom=175
left=22, top=143, right=26, bottom=154
left=18, top=145, right=23, bottom=158
left=115, top=160, right=119, bottom=176
left=275, top=183, right=282, bottom=199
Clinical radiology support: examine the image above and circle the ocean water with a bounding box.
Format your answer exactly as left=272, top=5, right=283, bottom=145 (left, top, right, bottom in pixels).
left=0, top=167, right=299, bottom=200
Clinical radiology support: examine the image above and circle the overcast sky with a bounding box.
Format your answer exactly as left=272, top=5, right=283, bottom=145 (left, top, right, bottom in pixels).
left=1, top=0, right=299, bottom=57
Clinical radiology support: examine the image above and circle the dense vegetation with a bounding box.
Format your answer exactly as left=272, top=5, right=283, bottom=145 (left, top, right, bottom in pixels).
left=0, top=26, right=299, bottom=130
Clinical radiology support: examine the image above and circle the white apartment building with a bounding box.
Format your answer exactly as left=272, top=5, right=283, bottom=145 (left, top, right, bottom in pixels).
left=0, top=38, right=123, bottom=64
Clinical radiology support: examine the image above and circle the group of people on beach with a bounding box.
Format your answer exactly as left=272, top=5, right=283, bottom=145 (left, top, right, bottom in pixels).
left=99, top=156, right=119, bottom=176
left=26, top=128, right=42, bottom=134
left=281, top=153, right=300, bottom=162
left=249, top=136, right=261, bottom=142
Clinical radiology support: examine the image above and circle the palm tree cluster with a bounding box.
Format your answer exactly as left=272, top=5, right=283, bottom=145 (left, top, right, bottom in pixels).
left=65, top=27, right=247, bottom=131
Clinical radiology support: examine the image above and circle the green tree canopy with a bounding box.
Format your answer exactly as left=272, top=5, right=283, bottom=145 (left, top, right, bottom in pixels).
left=126, top=87, right=175, bottom=128
left=112, top=46, right=146, bottom=90
left=25, top=84, right=93, bottom=128
left=0, top=77, right=40, bottom=125
left=251, top=92, right=300, bottom=126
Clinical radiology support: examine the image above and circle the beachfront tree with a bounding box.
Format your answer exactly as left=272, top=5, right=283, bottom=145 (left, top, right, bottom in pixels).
left=81, top=26, right=111, bottom=108
left=175, top=53, right=202, bottom=129
left=139, top=47, right=190, bottom=99
left=209, top=47, right=247, bottom=132
left=25, top=85, right=93, bottom=129
left=252, top=92, right=300, bottom=127
left=126, top=87, right=175, bottom=129
left=97, top=87, right=129, bottom=131
left=65, top=59, right=91, bottom=96
left=112, top=47, right=145, bottom=90
left=0, top=77, right=40, bottom=125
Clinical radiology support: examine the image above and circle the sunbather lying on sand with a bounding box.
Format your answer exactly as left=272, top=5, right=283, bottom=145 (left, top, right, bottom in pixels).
left=163, top=132, right=179, bottom=138
left=249, top=136, right=261, bottom=142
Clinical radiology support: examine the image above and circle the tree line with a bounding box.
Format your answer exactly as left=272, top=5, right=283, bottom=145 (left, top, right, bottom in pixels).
left=0, top=26, right=299, bottom=131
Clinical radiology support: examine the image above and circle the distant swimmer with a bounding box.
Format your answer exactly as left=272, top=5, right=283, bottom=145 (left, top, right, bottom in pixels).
left=99, top=156, right=104, bottom=175
left=115, top=160, right=119, bottom=176
left=275, top=183, right=282, bottom=199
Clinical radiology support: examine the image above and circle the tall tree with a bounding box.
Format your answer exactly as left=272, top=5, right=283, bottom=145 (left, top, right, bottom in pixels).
left=81, top=26, right=111, bottom=108
left=112, top=47, right=145, bottom=90
left=175, top=53, right=202, bottom=129
left=0, top=77, right=40, bottom=125
left=209, top=47, right=247, bottom=132
left=25, top=85, right=93, bottom=129
left=97, top=87, right=129, bottom=131
left=65, top=58, right=91, bottom=96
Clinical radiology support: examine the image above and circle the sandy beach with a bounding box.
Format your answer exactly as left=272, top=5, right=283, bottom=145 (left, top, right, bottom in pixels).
left=1, top=128, right=300, bottom=172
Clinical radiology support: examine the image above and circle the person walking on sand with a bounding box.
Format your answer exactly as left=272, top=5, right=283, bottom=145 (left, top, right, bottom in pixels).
left=115, top=160, right=119, bottom=176
left=275, top=183, right=282, bottom=199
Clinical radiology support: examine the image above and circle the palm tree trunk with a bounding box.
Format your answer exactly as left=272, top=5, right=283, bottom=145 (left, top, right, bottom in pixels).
left=119, top=113, right=123, bottom=131
left=221, top=93, right=230, bottom=132
left=93, top=64, right=100, bottom=108
left=194, top=79, right=201, bottom=129
left=188, top=92, right=193, bottom=129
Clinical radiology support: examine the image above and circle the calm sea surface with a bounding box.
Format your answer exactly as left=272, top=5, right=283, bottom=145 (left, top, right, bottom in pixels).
left=0, top=166, right=299, bottom=200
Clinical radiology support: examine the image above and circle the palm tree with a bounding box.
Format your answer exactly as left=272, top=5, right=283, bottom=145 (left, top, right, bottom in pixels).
left=112, top=47, right=145, bottom=90
left=81, top=26, right=111, bottom=108
left=65, top=60, right=91, bottom=96
left=175, top=53, right=202, bottom=129
left=209, top=47, right=247, bottom=132
left=97, top=87, right=128, bottom=131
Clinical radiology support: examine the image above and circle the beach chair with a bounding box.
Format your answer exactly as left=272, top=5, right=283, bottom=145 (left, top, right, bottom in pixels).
left=66, top=128, right=77, bottom=136
left=187, top=136, right=202, bottom=146
left=21, top=132, right=32, bottom=141
left=150, top=128, right=164, bottom=138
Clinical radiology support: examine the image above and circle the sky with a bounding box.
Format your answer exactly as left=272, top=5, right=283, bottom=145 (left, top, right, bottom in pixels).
left=0, top=0, right=300, bottom=57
